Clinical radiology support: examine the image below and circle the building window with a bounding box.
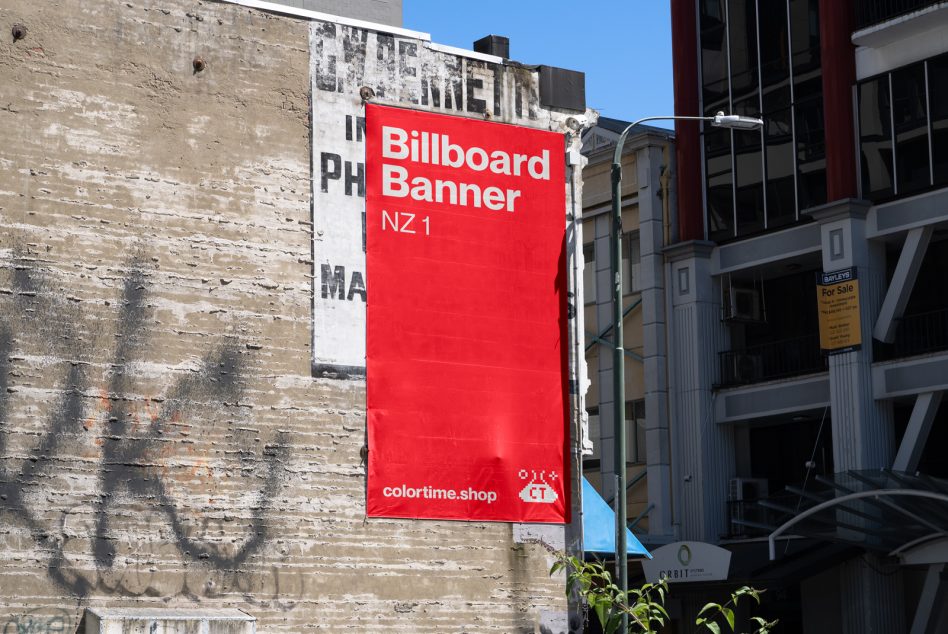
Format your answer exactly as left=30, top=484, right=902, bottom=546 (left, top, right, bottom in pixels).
left=586, top=406, right=600, bottom=462
left=765, top=107, right=796, bottom=228
left=622, top=231, right=640, bottom=295
left=583, top=242, right=596, bottom=304
left=930, top=54, right=948, bottom=187
left=735, top=126, right=766, bottom=235
left=857, top=53, right=948, bottom=201
left=699, top=0, right=826, bottom=241
left=894, top=63, right=930, bottom=195
left=583, top=402, right=646, bottom=466
left=706, top=128, right=735, bottom=242
left=795, top=95, right=827, bottom=210
left=859, top=75, right=894, bottom=199
left=701, top=0, right=730, bottom=120
left=625, top=400, right=647, bottom=464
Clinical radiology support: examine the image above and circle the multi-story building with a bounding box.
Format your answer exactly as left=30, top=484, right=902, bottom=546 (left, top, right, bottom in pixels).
left=0, top=1, right=591, bottom=632
left=658, top=0, right=948, bottom=631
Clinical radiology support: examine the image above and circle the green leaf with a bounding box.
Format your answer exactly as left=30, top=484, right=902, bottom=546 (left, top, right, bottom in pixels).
left=698, top=602, right=720, bottom=616
left=604, top=609, right=622, bottom=634
left=592, top=597, right=609, bottom=627
left=706, top=622, right=721, bottom=634
left=722, top=607, right=735, bottom=631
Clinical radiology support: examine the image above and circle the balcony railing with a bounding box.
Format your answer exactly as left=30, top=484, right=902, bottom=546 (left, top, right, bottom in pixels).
left=718, top=334, right=825, bottom=388
left=888, top=307, right=948, bottom=359
left=855, top=0, right=943, bottom=30
left=726, top=492, right=800, bottom=540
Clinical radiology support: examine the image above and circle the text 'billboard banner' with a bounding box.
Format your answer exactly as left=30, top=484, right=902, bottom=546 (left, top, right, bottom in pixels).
left=365, top=103, right=569, bottom=523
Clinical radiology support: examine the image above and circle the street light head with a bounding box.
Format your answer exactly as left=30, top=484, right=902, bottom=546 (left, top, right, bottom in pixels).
left=711, top=111, right=764, bottom=130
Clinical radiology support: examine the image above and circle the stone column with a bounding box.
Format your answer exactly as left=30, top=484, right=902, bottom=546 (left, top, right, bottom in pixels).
left=636, top=143, right=673, bottom=537
left=595, top=210, right=618, bottom=503
left=807, top=199, right=895, bottom=473
left=665, top=241, right=733, bottom=541
left=807, top=198, right=905, bottom=634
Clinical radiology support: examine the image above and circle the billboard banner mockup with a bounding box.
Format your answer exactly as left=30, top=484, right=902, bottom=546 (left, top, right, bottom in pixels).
left=365, top=103, right=569, bottom=523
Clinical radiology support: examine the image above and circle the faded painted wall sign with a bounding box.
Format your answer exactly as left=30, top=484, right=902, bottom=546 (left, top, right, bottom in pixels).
left=310, top=20, right=547, bottom=377
left=817, top=268, right=861, bottom=354
left=364, top=104, right=569, bottom=523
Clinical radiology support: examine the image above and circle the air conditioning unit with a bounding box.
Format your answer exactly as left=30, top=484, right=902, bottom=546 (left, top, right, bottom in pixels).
left=730, top=353, right=763, bottom=384
left=723, top=283, right=763, bottom=322
left=729, top=477, right=769, bottom=502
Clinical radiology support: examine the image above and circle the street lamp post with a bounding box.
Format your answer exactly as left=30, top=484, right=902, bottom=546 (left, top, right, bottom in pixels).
left=608, top=111, right=763, bottom=631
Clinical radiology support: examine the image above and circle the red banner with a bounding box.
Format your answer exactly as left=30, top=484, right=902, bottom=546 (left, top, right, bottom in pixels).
left=365, top=104, right=570, bottom=523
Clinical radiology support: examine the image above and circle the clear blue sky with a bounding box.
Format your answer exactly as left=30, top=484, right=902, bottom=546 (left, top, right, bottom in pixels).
left=403, top=1, right=675, bottom=128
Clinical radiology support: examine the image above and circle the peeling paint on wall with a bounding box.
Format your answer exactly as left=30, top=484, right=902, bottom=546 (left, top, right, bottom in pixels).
left=309, top=19, right=558, bottom=375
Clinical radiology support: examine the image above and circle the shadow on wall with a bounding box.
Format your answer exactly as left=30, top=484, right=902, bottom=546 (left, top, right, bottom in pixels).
left=0, top=250, right=299, bottom=612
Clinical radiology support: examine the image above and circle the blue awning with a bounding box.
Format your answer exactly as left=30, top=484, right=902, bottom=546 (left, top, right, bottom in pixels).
left=582, top=477, right=651, bottom=558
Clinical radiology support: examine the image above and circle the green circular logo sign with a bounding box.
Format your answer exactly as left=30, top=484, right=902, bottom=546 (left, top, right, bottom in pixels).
left=677, top=544, right=692, bottom=567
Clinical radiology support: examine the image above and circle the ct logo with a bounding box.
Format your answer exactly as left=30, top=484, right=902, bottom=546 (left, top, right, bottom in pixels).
left=517, top=469, right=559, bottom=504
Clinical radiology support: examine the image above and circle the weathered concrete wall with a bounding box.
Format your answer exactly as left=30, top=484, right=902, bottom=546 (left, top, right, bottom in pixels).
left=0, top=1, right=570, bottom=631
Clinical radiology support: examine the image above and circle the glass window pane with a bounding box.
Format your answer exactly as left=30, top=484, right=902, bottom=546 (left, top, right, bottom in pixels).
left=706, top=128, right=735, bottom=242
left=793, top=70, right=822, bottom=101
left=728, top=0, right=759, bottom=100
left=735, top=125, right=765, bottom=236
left=795, top=95, right=827, bottom=209
left=931, top=54, right=948, bottom=187
left=759, top=0, right=790, bottom=105
left=892, top=63, right=931, bottom=195
left=701, top=0, right=730, bottom=118
left=625, top=400, right=646, bottom=464
left=765, top=107, right=796, bottom=227
left=789, top=0, right=819, bottom=68
left=622, top=231, right=640, bottom=295
left=701, top=0, right=725, bottom=23
left=762, top=84, right=791, bottom=118
left=789, top=0, right=821, bottom=101
left=583, top=242, right=596, bottom=304
left=702, top=24, right=730, bottom=117
left=587, top=408, right=600, bottom=462
left=859, top=76, right=894, bottom=200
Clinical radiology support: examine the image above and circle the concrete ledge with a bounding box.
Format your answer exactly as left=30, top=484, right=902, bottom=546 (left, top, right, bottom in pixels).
left=85, top=608, right=255, bottom=634
left=873, top=351, right=948, bottom=399
left=868, top=187, right=948, bottom=238
left=712, top=222, right=821, bottom=275
left=715, top=373, right=830, bottom=423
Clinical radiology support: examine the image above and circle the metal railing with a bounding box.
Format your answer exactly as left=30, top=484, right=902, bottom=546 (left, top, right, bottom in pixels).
left=718, top=334, right=825, bottom=388
left=855, top=0, right=943, bottom=30
left=726, top=494, right=795, bottom=539
left=890, top=307, right=948, bottom=358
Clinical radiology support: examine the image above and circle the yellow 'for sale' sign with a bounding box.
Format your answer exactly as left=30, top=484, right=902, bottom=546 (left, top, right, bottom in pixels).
left=817, top=268, right=861, bottom=354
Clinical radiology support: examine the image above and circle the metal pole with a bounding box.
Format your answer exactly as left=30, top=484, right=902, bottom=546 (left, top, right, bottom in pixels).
left=606, top=113, right=760, bottom=631
left=610, top=157, right=628, bottom=632
left=609, top=116, right=677, bottom=630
